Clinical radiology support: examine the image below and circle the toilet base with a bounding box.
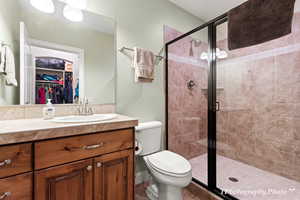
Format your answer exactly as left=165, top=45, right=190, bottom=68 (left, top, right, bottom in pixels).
left=145, top=183, right=183, bottom=200
left=146, top=184, right=159, bottom=200
left=158, top=183, right=183, bottom=200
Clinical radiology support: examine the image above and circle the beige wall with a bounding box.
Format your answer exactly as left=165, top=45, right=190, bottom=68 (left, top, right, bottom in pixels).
left=0, top=0, right=20, bottom=105
left=85, top=0, right=203, bottom=172
left=86, top=0, right=203, bottom=122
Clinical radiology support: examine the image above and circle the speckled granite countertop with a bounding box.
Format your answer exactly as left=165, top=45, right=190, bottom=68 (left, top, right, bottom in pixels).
left=0, top=114, right=138, bottom=145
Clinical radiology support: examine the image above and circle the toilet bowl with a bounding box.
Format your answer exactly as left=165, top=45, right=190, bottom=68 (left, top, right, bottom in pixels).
left=144, top=151, right=192, bottom=200
left=135, top=121, right=192, bottom=200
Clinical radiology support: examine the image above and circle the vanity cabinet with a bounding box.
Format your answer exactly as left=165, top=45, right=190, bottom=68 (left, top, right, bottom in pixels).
left=94, top=150, right=133, bottom=200
left=35, top=150, right=134, bottom=200
left=35, top=159, right=93, bottom=200
left=0, top=128, right=135, bottom=200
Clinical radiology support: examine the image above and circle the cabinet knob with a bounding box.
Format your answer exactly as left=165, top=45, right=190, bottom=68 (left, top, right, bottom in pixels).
left=96, top=162, right=102, bottom=168
left=0, top=192, right=11, bottom=199
left=86, top=165, right=93, bottom=171
left=0, top=159, right=11, bottom=167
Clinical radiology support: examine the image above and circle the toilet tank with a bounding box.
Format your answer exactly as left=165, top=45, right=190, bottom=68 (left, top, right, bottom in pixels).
left=135, top=121, right=162, bottom=156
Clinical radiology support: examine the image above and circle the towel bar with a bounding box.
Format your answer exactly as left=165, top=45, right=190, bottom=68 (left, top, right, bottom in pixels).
left=0, top=41, right=11, bottom=47
left=119, top=46, right=164, bottom=60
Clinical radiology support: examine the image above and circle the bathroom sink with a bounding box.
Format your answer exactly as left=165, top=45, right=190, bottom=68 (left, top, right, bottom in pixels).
left=51, top=114, right=118, bottom=123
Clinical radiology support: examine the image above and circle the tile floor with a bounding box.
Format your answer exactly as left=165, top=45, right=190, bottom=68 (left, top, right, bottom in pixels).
left=189, top=154, right=300, bottom=200
left=135, top=183, right=219, bottom=200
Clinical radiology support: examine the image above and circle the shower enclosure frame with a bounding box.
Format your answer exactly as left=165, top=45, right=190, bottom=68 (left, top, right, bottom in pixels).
left=165, top=13, right=239, bottom=200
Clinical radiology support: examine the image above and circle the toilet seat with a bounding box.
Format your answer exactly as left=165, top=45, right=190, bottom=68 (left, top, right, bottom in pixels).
left=145, top=151, right=191, bottom=177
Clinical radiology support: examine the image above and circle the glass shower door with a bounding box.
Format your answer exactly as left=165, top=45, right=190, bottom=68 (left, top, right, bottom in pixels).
left=166, top=26, right=209, bottom=186
left=216, top=18, right=300, bottom=200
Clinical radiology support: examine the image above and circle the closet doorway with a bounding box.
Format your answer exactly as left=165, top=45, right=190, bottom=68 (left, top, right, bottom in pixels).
left=24, top=40, right=84, bottom=105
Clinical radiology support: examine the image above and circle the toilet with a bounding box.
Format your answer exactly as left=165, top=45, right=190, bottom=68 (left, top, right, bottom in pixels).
left=135, top=121, right=192, bottom=200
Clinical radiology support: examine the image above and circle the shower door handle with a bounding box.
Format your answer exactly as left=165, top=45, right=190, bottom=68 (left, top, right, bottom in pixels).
left=215, top=102, right=220, bottom=112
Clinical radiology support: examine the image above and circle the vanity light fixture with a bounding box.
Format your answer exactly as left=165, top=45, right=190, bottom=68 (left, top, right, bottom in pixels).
left=63, top=0, right=86, bottom=22
left=30, top=0, right=55, bottom=13
left=63, top=4, right=84, bottom=22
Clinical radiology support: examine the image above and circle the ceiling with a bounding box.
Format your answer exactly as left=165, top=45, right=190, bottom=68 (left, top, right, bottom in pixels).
left=168, top=0, right=300, bottom=21
left=22, top=0, right=115, bottom=35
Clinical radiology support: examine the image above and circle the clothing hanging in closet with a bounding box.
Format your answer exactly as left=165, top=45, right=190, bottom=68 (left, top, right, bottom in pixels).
left=63, top=72, right=73, bottom=104
left=36, top=84, right=65, bottom=104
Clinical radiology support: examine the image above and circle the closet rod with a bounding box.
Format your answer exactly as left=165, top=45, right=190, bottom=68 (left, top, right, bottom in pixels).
left=119, top=46, right=164, bottom=60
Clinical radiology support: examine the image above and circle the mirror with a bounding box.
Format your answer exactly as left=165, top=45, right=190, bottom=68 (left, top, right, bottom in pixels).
left=0, top=0, right=116, bottom=105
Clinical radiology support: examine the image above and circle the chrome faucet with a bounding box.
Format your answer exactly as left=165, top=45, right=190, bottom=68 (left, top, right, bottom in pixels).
left=77, top=97, right=93, bottom=116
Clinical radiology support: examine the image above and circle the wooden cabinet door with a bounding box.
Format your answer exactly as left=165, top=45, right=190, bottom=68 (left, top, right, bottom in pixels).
left=35, top=159, right=93, bottom=200
left=94, top=149, right=134, bottom=200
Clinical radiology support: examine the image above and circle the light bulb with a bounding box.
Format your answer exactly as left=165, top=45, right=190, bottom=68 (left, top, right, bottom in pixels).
left=200, top=48, right=228, bottom=60
left=63, top=4, right=84, bottom=22
left=200, top=52, right=208, bottom=60
left=217, top=51, right=228, bottom=59
left=30, top=0, right=55, bottom=13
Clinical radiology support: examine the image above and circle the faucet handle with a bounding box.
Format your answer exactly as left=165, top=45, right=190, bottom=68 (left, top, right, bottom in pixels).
left=80, top=97, right=89, bottom=105
left=76, top=106, right=81, bottom=115
left=88, top=107, right=94, bottom=115
left=77, top=97, right=93, bottom=116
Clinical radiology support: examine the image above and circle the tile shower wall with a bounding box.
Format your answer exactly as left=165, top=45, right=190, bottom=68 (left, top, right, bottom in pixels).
left=216, top=12, right=300, bottom=182
left=165, top=26, right=208, bottom=160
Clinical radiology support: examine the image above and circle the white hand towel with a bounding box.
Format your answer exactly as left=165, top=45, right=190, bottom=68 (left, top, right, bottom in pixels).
left=1, top=45, right=18, bottom=86
left=132, top=47, right=155, bottom=83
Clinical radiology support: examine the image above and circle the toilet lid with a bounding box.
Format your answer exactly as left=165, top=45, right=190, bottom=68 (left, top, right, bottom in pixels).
left=147, top=151, right=191, bottom=176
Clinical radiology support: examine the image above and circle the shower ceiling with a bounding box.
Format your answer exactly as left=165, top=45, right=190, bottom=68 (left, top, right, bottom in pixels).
left=168, top=0, right=300, bottom=21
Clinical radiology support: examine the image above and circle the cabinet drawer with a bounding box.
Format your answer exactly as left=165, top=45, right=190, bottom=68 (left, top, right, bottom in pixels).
left=35, top=129, right=134, bottom=169
left=0, top=173, right=32, bottom=200
left=0, top=143, right=32, bottom=178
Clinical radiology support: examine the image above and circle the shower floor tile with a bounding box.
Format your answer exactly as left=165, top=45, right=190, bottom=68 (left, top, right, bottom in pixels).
left=189, top=154, right=300, bottom=200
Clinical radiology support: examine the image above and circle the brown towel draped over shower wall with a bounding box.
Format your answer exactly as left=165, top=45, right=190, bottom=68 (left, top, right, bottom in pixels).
left=228, top=0, right=296, bottom=50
